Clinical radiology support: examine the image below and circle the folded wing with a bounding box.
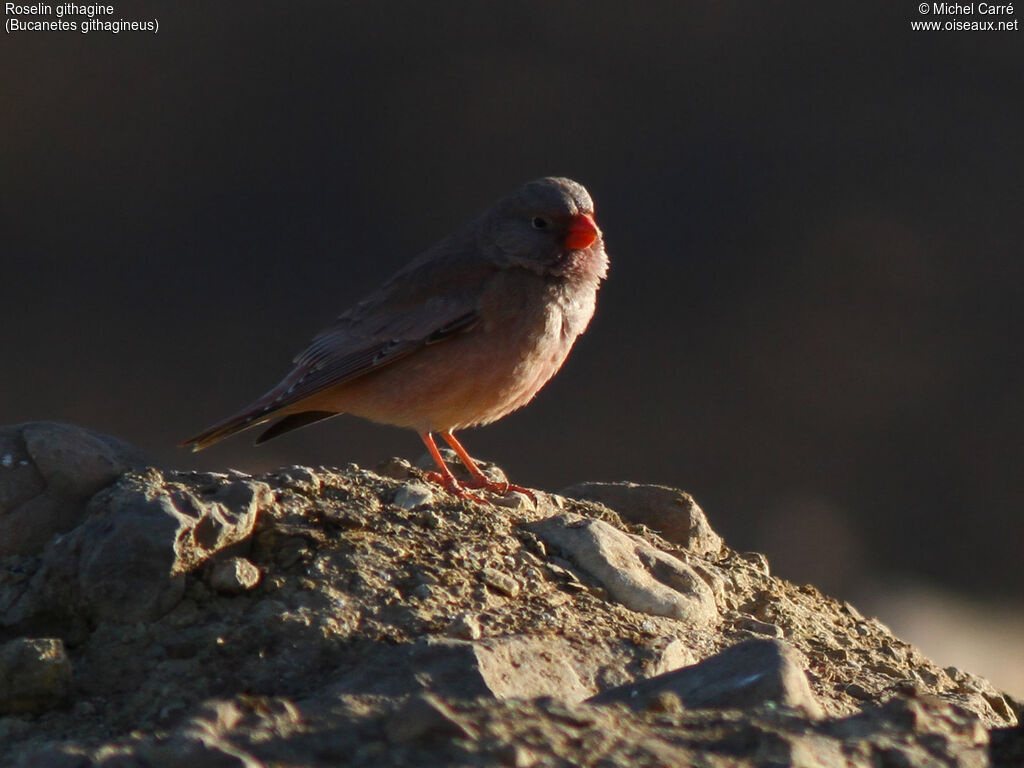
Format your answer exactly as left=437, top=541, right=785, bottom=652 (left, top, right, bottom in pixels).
left=182, top=246, right=492, bottom=450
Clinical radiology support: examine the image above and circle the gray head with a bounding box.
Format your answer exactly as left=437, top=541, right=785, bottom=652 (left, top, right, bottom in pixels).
left=482, top=177, right=604, bottom=275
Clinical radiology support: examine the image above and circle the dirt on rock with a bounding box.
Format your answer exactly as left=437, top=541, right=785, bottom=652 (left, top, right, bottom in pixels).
left=0, top=422, right=1020, bottom=767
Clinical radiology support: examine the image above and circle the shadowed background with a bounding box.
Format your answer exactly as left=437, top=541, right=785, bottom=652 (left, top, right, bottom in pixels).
left=2, top=3, right=1021, bottom=691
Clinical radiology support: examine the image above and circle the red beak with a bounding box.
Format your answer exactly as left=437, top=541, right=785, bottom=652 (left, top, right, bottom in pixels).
left=565, top=213, right=599, bottom=250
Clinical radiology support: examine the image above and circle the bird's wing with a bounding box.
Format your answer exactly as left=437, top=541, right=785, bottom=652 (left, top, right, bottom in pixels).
left=278, top=303, right=480, bottom=404
left=182, top=240, right=495, bottom=451
left=258, top=246, right=495, bottom=412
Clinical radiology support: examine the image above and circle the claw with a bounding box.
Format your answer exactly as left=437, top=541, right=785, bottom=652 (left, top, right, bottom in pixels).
left=461, top=476, right=536, bottom=502
left=422, top=469, right=488, bottom=503
left=419, top=431, right=536, bottom=504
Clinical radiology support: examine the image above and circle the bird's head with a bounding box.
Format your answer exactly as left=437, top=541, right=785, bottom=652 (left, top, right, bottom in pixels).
left=484, top=177, right=607, bottom=280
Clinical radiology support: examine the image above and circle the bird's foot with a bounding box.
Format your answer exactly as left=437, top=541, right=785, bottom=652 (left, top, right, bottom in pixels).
left=423, top=471, right=488, bottom=503
left=462, top=477, right=537, bottom=503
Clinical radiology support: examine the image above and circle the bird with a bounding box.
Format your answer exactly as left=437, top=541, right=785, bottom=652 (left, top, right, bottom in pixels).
left=182, top=177, right=608, bottom=499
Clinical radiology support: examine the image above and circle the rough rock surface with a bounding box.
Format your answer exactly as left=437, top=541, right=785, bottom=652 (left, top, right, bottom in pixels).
left=560, top=481, right=724, bottom=556
left=0, top=426, right=1018, bottom=767
left=0, top=423, right=149, bottom=559
left=0, top=637, right=71, bottom=715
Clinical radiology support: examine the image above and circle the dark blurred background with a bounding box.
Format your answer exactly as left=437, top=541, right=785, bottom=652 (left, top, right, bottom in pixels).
left=2, top=3, right=1021, bottom=690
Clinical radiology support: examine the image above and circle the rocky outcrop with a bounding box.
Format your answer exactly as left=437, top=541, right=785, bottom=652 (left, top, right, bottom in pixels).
left=0, top=422, right=149, bottom=558
left=0, top=424, right=1019, bottom=767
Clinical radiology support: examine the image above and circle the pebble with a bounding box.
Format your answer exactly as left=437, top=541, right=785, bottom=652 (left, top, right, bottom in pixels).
left=498, top=744, right=537, bottom=767
left=481, top=567, right=520, bottom=597
left=490, top=490, right=533, bottom=510
left=393, top=483, right=436, bottom=510
left=411, top=583, right=434, bottom=600
left=276, top=538, right=311, bottom=568
left=385, top=693, right=477, bottom=742
left=208, top=557, right=261, bottom=594
left=447, top=612, right=482, bottom=640
left=278, top=466, right=322, bottom=494
left=735, top=617, right=784, bottom=638
left=376, top=457, right=414, bottom=480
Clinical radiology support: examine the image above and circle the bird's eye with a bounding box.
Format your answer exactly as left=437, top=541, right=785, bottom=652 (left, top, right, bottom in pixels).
left=532, top=217, right=550, bottom=229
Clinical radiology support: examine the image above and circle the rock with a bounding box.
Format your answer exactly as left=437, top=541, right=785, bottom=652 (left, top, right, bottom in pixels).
left=827, top=695, right=988, bottom=766
left=392, top=482, right=435, bottom=510
left=130, top=698, right=298, bottom=767
left=650, top=637, right=698, bottom=675
left=414, top=637, right=584, bottom=701
left=446, top=612, right=482, bottom=640
left=277, top=466, right=321, bottom=495
left=560, top=481, right=724, bottom=556
left=208, top=557, right=261, bottom=594
left=331, top=636, right=592, bottom=704
left=385, top=692, right=477, bottom=742
left=734, top=616, right=785, bottom=638
left=376, top=457, right=414, bottom=481
left=645, top=690, right=684, bottom=713
left=2, top=470, right=267, bottom=632
left=0, top=422, right=149, bottom=557
left=472, top=636, right=590, bottom=703
left=588, top=638, right=824, bottom=718
left=0, top=637, right=71, bottom=714
left=480, top=566, right=520, bottom=597
left=0, top=455, right=1015, bottom=767
left=497, top=744, right=537, bottom=767
left=523, top=513, right=719, bottom=626
left=0, top=429, right=45, bottom=513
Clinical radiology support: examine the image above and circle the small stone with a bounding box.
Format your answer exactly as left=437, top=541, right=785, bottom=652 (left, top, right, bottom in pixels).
left=737, top=551, right=771, bottom=575
left=558, top=482, right=723, bottom=556
left=0, top=637, right=72, bottom=714
left=481, top=567, right=520, bottom=597
left=385, top=692, right=477, bottom=742
left=276, top=537, right=311, bottom=568
left=420, top=509, right=444, bottom=529
left=524, top=514, right=719, bottom=626
left=497, top=744, right=537, bottom=767
left=393, top=483, right=436, bottom=510
left=842, top=601, right=865, bottom=621
left=490, top=490, right=533, bottom=510
left=588, top=638, right=823, bottom=718
left=447, top=612, right=482, bottom=640
left=647, top=691, right=684, bottom=713
left=652, top=638, right=697, bottom=675
left=278, top=466, right=321, bottom=494
left=208, top=557, right=261, bottom=594
left=376, top=457, right=414, bottom=480
left=735, top=617, right=784, bottom=638
left=844, top=682, right=874, bottom=701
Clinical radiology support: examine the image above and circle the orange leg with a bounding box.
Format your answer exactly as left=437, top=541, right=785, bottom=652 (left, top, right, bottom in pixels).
left=419, top=432, right=485, bottom=502
left=441, top=431, right=536, bottom=501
